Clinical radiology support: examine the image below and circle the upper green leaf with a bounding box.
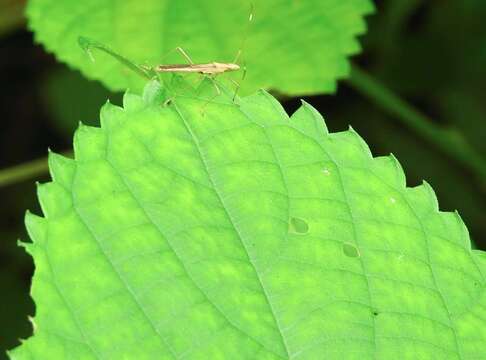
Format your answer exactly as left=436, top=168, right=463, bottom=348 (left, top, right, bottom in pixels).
left=10, top=78, right=486, bottom=359
left=27, top=0, right=374, bottom=95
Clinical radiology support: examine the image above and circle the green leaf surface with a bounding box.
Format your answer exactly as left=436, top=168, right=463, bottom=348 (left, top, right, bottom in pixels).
left=10, top=78, right=486, bottom=359
left=26, top=0, right=374, bottom=95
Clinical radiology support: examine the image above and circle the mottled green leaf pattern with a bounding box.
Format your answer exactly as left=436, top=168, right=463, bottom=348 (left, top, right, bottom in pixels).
left=10, top=79, right=486, bottom=359
left=27, top=0, right=374, bottom=95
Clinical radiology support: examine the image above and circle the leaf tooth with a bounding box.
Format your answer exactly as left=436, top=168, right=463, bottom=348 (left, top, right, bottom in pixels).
left=370, top=154, right=406, bottom=189
left=100, top=100, right=125, bottom=130
left=302, top=100, right=330, bottom=133
left=453, top=210, right=472, bottom=249
left=24, top=210, right=48, bottom=246
left=289, top=100, right=328, bottom=139
left=36, top=181, right=72, bottom=219
left=421, top=180, right=439, bottom=211
left=347, top=126, right=373, bottom=159
left=404, top=182, right=475, bottom=252
left=142, top=79, right=167, bottom=104
left=404, top=181, right=438, bottom=217
left=472, top=249, right=486, bottom=277
left=258, top=89, right=289, bottom=119
left=325, top=129, right=372, bottom=166
left=47, top=149, right=76, bottom=189
left=435, top=210, right=472, bottom=250
left=240, top=89, right=289, bottom=126
left=122, top=90, right=145, bottom=112
left=73, top=122, right=107, bottom=161
left=389, top=153, right=407, bottom=187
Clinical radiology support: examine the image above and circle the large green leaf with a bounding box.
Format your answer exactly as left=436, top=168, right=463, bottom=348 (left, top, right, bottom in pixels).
left=26, top=0, right=374, bottom=95
left=10, top=78, right=486, bottom=359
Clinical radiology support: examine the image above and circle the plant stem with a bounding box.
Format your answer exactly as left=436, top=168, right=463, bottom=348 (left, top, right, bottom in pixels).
left=347, top=65, right=486, bottom=180
left=0, top=151, right=72, bottom=188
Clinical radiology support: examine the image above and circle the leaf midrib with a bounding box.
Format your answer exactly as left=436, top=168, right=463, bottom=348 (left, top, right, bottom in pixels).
left=75, top=104, right=287, bottom=358
left=171, top=101, right=291, bottom=358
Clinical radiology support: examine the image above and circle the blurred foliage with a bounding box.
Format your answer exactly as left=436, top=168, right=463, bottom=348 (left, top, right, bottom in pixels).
left=0, top=186, right=36, bottom=359
left=1, top=0, right=486, bottom=357
left=27, top=0, right=374, bottom=95
left=0, top=0, right=26, bottom=37
left=41, top=68, right=122, bottom=136
left=356, top=0, right=486, bottom=242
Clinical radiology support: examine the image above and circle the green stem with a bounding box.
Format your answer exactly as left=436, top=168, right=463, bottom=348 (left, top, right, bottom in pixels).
left=380, top=0, right=423, bottom=54
left=0, top=151, right=72, bottom=188
left=347, top=65, right=486, bottom=180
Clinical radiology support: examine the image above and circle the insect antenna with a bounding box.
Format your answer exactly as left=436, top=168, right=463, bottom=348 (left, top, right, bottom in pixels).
left=233, top=4, right=254, bottom=64
left=229, top=4, right=254, bottom=101
left=78, top=36, right=156, bottom=80
left=176, top=47, right=195, bottom=65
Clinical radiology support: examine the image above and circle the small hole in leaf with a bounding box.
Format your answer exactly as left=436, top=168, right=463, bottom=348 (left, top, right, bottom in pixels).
left=373, top=311, right=379, bottom=316
left=289, top=217, right=309, bottom=234
left=342, top=243, right=360, bottom=258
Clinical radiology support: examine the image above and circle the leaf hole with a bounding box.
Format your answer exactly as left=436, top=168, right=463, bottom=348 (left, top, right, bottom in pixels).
left=342, top=243, right=360, bottom=258
left=289, top=217, right=309, bottom=234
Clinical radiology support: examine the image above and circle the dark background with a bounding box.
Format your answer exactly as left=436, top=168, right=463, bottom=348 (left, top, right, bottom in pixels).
left=1, top=0, right=485, bottom=357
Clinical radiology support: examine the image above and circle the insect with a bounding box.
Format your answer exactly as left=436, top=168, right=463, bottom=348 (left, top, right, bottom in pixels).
left=79, top=37, right=244, bottom=106
left=155, top=47, right=241, bottom=75
left=146, top=46, right=245, bottom=99
left=151, top=6, right=253, bottom=86
left=79, top=6, right=252, bottom=101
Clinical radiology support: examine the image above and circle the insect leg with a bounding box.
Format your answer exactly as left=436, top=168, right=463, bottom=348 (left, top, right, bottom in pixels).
left=198, top=75, right=223, bottom=116
left=230, top=79, right=241, bottom=102
left=230, top=63, right=247, bottom=101
left=78, top=36, right=155, bottom=79
left=176, top=47, right=195, bottom=65
left=209, top=75, right=221, bottom=95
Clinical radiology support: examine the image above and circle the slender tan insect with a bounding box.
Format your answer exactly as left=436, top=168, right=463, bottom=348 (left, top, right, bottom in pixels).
left=146, top=46, right=244, bottom=99
left=155, top=47, right=241, bottom=75
left=80, top=7, right=253, bottom=100
left=152, top=5, right=254, bottom=99
left=152, top=5, right=253, bottom=83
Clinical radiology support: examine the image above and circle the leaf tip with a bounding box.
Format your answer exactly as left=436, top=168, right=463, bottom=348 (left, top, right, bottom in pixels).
left=372, top=153, right=406, bottom=188
left=100, top=99, right=124, bottom=129
left=347, top=126, right=373, bottom=159
left=48, top=151, right=76, bottom=188
left=123, top=90, right=146, bottom=112
left=293, top=99, right=329, bottom=135
left=25, top=210, right=47, bottom=246
left=74, top=123, right=107, bottom=161
left=421, top=180, right=439, bottom=211
left=36, top=181, right=72, bottom=219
